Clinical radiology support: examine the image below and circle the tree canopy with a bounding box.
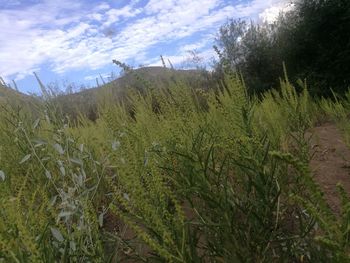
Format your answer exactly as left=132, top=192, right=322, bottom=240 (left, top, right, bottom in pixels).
left=216, top=0, right=350, bottom=97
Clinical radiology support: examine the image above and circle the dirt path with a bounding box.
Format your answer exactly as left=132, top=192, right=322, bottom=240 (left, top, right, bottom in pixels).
left=309, top=123, right=350, bottom=213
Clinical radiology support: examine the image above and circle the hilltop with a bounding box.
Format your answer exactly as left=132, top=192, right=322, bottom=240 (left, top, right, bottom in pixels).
left=54, top=66, right=211, bottom=119
left=0, top=82, right=38, bottom=109
left=1, top=67, right=211, bottom=120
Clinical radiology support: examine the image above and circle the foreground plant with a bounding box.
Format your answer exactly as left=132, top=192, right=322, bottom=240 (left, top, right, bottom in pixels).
left=0, top=71, right=350, bottom=262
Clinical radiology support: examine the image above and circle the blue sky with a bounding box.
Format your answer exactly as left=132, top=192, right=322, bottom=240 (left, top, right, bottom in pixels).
left=0, top=0, right=289, bottom=94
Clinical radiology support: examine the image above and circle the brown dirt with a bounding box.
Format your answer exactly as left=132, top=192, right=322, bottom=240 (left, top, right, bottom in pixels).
left=102, top=211, right=149, bottom=262
left=309, top=123, right=350, bottom=214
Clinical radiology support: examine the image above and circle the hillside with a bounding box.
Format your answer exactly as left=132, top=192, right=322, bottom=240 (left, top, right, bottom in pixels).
left=0, top=84, right=27, bottom=102
left=54, top=66, right=210, bottom=119
left=0, top=82, right=39, bottom=109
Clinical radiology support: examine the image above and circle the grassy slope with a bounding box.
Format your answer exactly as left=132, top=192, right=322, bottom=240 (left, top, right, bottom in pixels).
left=0, top=84, right=31, bottom=103
left=54, top=67, right=210, bottom=119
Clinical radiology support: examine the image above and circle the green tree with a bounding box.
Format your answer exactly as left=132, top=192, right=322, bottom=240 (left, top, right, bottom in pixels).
left=216, top=19, right=283, bottom=95
left=216, top=0, right=350, bottom=97
left=284, top=0, right=350, bottom=97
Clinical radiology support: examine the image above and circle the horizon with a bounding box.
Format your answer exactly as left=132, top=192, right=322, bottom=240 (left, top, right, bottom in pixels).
left=0, top=0, right=290, bottom=94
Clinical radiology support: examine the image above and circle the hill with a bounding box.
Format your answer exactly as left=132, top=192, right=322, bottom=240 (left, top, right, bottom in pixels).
left=54, top=66, right=211, bottom=119
left=0, top=82, right=38, bottom=108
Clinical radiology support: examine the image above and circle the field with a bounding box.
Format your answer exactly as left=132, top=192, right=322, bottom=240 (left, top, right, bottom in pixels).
left=1, top=71, right=350, bottom=262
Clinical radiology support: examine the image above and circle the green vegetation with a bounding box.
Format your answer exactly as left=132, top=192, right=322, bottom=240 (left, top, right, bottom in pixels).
left=1, top=0, right=349, bottom=261
left=318, top=90, right=350, bottom=147
left=53, top=66, right=212, bottom=121
left=1, top=70, right=350, bottom=262
left=215, top=0, right=350, bottom=97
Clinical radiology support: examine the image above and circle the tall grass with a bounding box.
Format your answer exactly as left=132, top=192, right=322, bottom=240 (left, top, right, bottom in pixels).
left=318, top=90, right=350, bottom=147
left=0, top=72, right=350, bottom=262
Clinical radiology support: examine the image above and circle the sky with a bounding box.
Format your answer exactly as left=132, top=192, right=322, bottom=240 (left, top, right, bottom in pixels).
left=0, top=0, right=290, bottom=94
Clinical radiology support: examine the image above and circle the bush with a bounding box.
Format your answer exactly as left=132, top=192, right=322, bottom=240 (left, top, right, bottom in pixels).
left=1, top=73, right=350, bottom=262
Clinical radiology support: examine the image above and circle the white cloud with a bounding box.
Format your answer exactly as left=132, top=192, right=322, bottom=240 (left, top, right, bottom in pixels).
left=0, top=0, right=292, bottom=82
left=84, top=72, right=111, bottom=81
left=181, top=42, right=209, bottom=52
left=95, top=2, right=110, bottom=11
left=147, top=46, right=217, bottom=70
left=103, top=6, right=141, bottom=27
left=0, top=1, right=139, bottom=80
left=258, top=1, right=294, bottom=23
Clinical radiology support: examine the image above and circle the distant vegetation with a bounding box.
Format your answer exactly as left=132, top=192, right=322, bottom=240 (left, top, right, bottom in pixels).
left=215, top=0, right=350, bottom=97
left=54, top=65, right=213, bottom=121
left=1, top=0, right=350, bottom=262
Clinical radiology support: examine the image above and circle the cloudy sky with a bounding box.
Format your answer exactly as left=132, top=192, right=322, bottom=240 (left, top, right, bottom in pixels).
left=0, top=0, right=289, bottom=93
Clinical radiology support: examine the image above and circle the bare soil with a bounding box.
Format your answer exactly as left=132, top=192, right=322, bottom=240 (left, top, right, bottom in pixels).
left=309, top=123, right=350, bottom=213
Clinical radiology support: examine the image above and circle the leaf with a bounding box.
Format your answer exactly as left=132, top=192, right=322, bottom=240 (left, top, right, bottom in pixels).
left=69, top=158, right=83, bottom=166
left=34, top=142, right=45, bottom=148
left=33, top=118, right=40, bottom=129
left=32, top=138, right=46, bottom=148
left=79, top=144, right=84, bottom=153
left=58, top=211, right=73, bottom=219
left=98, top=213, right=104, bottom=227
left=45, top=170, right=52, bottom=179
left=70, top=241, right=76, bottom=252
left=41, top=156, right=50, bottom=162
left=19, top=154, right=31, bottom=164
left=50, top=227, right=64, bottom=242
left=59, top=166, right=66, bottom=176
left=112, top=140, right=120, bottom=151
left=50, top=195, right=58, bottom=206
left=73, top=173, right=83, bottom=187
left=81, top=169, right=86, bottom=180
left=123, top=193, right=130, bottom=201
left=0, top=170, right=5, bottom=181
left=53, top=144, right=64, bottom=155
left=45, top=114, right=50, bottom=124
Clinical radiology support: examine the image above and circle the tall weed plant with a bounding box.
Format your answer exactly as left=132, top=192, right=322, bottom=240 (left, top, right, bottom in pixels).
left=0, top=70, right=350, bottom=262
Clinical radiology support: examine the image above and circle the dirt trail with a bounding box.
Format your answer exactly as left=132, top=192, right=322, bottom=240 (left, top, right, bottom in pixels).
left=309, top=123, right=350, bottom=213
